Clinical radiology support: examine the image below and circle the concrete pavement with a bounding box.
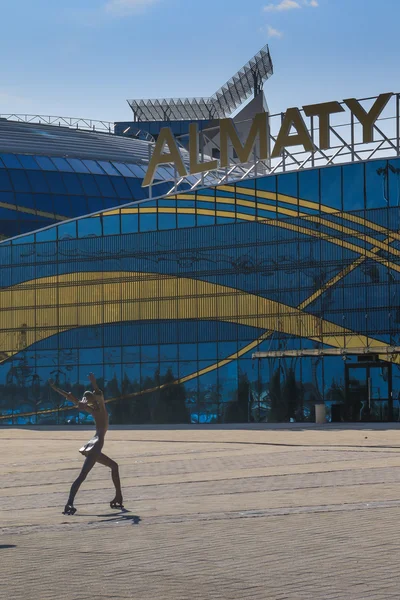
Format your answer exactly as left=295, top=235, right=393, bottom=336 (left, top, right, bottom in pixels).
left=1, top=423, right=400, bottom=599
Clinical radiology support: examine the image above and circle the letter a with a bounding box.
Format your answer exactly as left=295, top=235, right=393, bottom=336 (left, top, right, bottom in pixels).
left=271, top=108, right=314, bottom=159
left=142, top=128, right=187, bottom=187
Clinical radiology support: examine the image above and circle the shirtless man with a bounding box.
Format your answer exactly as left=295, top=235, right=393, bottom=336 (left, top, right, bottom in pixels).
left=48, top=373, right=123, bottom=515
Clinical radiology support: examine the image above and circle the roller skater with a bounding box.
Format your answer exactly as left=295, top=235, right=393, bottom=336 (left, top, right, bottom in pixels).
left=48, top=373, right=123, bottom=515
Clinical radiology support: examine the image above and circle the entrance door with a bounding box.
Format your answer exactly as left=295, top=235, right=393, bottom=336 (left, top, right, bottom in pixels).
left=345, top=363, right=392, bottom=421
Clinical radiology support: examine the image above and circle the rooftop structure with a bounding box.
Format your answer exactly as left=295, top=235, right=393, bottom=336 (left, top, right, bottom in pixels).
left=127, top=44, right=273, bottom=122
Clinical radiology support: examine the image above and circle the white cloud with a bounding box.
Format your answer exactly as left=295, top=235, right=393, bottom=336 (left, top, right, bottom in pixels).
left=263, top=0, right=300, bottom=12
left=267, top=25, right=283, bottom=38
left=105, top=0, right=159, bottom=16
left=263, top=0, right=318, bottom=11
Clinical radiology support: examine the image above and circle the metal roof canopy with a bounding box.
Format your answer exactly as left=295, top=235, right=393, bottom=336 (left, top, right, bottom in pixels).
left=252, top=347, right=400, bottom=359
left=128, top=44, right=273, bottom=121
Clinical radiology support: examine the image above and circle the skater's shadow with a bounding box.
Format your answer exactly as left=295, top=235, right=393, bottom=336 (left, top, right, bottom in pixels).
left=0, top=545, right=16, bottom=549
left=90, top=508, right=141, bottom=525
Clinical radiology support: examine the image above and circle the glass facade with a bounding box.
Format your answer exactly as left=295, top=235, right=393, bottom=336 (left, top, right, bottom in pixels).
left=1, top=157, right=400, bottom=425
left=0, top=152, right=179, bottom=239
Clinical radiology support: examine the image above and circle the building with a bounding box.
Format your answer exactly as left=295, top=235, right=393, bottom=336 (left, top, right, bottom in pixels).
left=0, top=46, right=399, bottom=425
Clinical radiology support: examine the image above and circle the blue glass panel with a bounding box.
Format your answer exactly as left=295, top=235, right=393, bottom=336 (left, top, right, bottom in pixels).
left=388, top=158, right=400, bottom=207
left=14, top=192, right=34, bottom=210
left=87, top=197, right=103, bottom=213
left=159, top=344, right=178, bottom=361
left=0, top=170, right=12, bottom=191
left=155, top=166, right=172, bottom=180
left=178, top=360, right=198, bottom=379
left=35, top=228, right=57, bottom=242
left=110, top=177, right=131, bottom=199
left=125, top=163, right=146, bottom=177
left=62, top=173, right=83, bottom=195
left=217, top=362, right=238, bottom=404
left=122, top=346, right=141, bottom=362
left=78, top=217, right=102, bottom=237
left=139, top=213, right=156, bottom=232
left=0, top=190, right=13, bottom=204
left=197, top=200, right=213, bottom=210
left=216, top=216, right=233, bottom=224
left=197, top=215, right=215, bottom=226
left=125, top=178, right=146, bottom=199
left=35, top=194, right=54, bottom=212
left=218, top=341, right=238, bottom=358
left=103, top=197, right=119, bottom=209
left=111, top=162, right=134, bottom=177
left=120, top=213, right=137, bottom=233
left=98, top=161, right=120, bottom=176
left=198, top=342, right=217, bottom=360
left=343, top=163, right=365, bottom=211
left=278, top=172, right=298, bottom=199
left=321, top=166, right=342, bottom=211
left=0, top=220, right=19, bottom=237
left=95, top=175, right=116, bottom=197
left=51, top=157, right=74, bottom=172
left=58, top=221, right=77, bottom=240
left=257, top=208, right=276, bottom=220
left=23, top=216, right=52, bottom=233
left=366, top=160, right=388, bottom=208
left=78, top=174, right=100, bottom=196
left=0, top=157, right=4, bottom=168
left=13, top=234, right=34, bottom=245
left=43, top=171, right=66, bottom=194
left=299, top=168, right=319, bottom=204
left=67, top=158, right=90, bottom=173
left=158, top=213, right=176, bottom=230
left=27, top=171, right=49, bottom=193
left=35, top=156, right=57, bottom=171
left=82, top=159, right=106, bottom=174
left=141, top=363, right=159, bottom=386
left=159, top=198, right=175, bottom=207
left=159, top=165, right=175, bottom=179
left=141, top=345, right=159, bottom=362
left=216, top=202, right=234, bottom=213
left=103, top=215, right=120, bottom=235
left=179, top=343, right=197, bottom=360
left=51, top=195, right=70, bottom=216
left=1, top=154, right=22, bottom=169
left=104, top=364, right=122, bottom=388
left=104, top=347, right=121, bottom=363
left=17, top=155, right=40, bottom=170
left=69, top=196, right=88, bottom=216
left=178, top=214, right=195, bottom=228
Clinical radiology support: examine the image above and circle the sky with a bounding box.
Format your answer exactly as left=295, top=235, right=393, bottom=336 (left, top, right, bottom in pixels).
left=0, top=0, right=399, bottom=123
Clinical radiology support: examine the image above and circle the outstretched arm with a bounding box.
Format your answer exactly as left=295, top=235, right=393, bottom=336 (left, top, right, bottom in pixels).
left=48, top=379, right=79, bottom=405
left=49, top=379, right=94, bottom=414
left=88, top=372, right=101, bottom=395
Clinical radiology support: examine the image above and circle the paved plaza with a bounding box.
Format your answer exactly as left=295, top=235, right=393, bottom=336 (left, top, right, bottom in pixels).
left=1, top=424, right=400, bottom=600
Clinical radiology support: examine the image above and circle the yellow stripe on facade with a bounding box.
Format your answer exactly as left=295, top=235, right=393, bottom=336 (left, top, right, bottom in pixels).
left=0, top=200, right=68, bottom=222
left=104, top=205, right=400, bottom=273
left=110, top=192, right=400, bottom=259
left=218, top=185, right=400, bottom=243
left=0, top=271, right=392, bottom=363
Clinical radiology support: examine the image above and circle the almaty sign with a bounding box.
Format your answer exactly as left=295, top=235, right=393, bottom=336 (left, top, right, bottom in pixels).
left=142, top=93, right=392, bottom=187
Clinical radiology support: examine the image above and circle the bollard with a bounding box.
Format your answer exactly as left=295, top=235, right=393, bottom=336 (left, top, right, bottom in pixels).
left=315, top=403, right=326, bottom=424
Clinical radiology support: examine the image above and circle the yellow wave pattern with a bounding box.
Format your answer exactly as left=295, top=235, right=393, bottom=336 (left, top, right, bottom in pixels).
left=2, top=185, right=397, bottom=419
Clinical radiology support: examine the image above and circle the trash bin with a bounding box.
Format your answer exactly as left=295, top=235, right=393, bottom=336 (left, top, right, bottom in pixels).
left=315, top=403, right=326, bottom=424
left=331, top=403, right=342, bottom=423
